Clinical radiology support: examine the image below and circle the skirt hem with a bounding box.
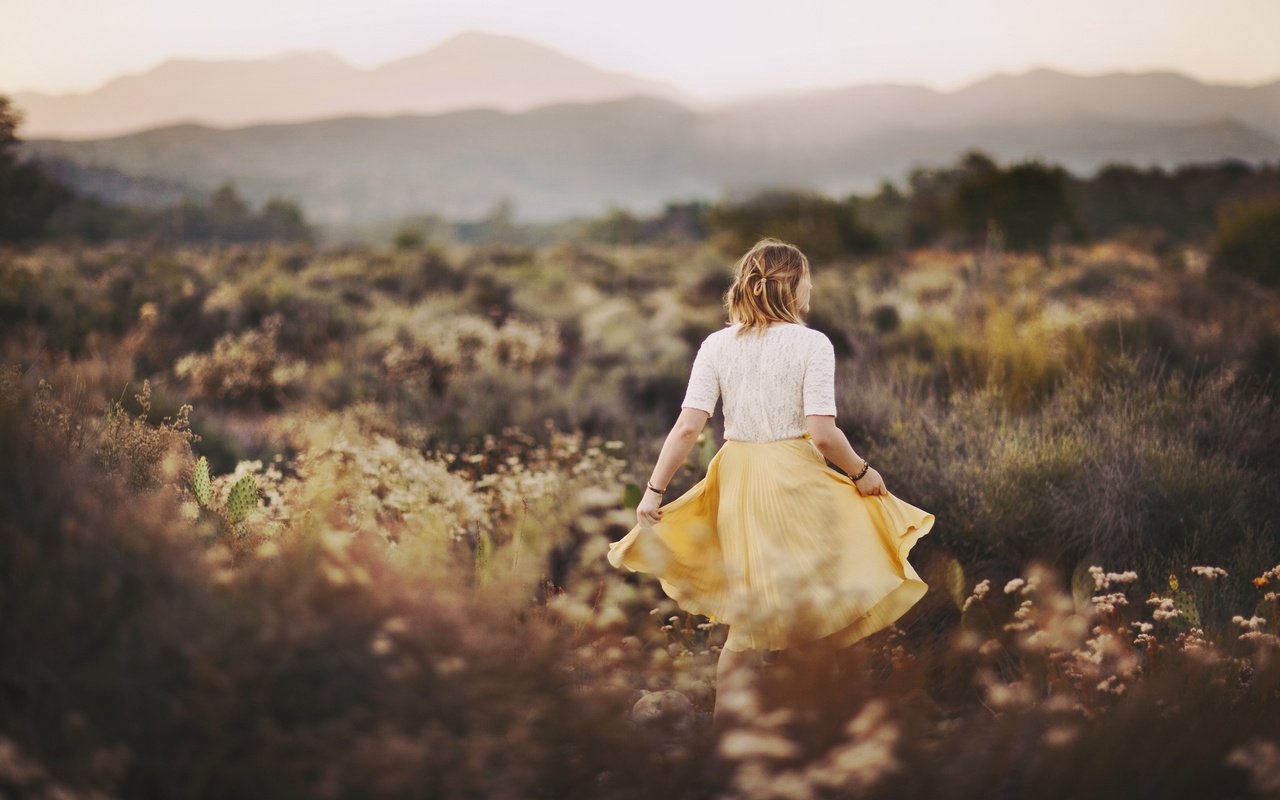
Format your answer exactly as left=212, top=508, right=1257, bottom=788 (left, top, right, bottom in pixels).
left=722, top=507, right=935, bottom=652
left=607, top=436, right=936, bottom=652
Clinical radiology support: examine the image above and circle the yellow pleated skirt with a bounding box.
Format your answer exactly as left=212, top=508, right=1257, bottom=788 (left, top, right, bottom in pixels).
left=607, top=433, right=936, bottom=652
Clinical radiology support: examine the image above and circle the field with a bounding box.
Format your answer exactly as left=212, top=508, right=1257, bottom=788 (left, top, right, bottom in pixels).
left=3, top=236, right=1280, bottom=798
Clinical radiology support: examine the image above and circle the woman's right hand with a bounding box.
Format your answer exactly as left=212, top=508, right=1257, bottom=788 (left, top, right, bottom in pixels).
left=636, top=489, right=664, bottom=527
left=853, top=467, right=886, bottom=497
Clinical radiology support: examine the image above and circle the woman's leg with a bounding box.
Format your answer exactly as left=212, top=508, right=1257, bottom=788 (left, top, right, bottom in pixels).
left=713, top=644, right=765, bottom=729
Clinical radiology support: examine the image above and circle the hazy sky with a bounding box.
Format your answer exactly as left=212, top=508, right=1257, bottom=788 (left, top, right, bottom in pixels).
left=2, top=0, right=1277, bottom=100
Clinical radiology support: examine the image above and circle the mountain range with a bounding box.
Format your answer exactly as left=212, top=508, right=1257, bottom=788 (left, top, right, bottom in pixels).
left=10, top=31, right=1280, bottom=229
left=9, top=31, right=697, bottom=139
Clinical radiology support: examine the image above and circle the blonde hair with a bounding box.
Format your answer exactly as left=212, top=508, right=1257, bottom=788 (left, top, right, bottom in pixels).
left=723, top=237, right=810, bottom=335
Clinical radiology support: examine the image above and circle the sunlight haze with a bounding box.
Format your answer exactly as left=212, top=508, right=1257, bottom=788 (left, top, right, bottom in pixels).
left=1, top=0, right=1277, bottom=100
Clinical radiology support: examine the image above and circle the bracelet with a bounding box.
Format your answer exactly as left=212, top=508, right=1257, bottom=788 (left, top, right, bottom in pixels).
left=646, top=481, right=666, bottom=496
left=851, top=459, right=870, bottom=482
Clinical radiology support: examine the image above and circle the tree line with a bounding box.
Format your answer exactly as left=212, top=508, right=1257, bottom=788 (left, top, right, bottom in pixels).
left=587, top=150, right=1280, bottom=258
left=0, top=97, right=313, bottom=245
left=3, top=91, right=1278, bottom=284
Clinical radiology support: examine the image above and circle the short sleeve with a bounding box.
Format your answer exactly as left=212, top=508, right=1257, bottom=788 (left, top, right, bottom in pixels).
left=803, top=334, right=837, bottom=417
left=680, top=337, right=719, bottom=414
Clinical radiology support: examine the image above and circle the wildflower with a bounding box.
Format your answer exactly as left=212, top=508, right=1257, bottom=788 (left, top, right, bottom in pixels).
left=1090, top=592, right=1129, bottom=614
left=1232, top=615, right=1266, bottom=631
left=1004, top=578, right=1025, bottom=594
left=1025, top=630, right=1051, bottom=650
left=1133, top=631, right=1158, bottom=649
left=1190, top=565, right=1228, bottom=579
left=962, top=578, right=991, bottom=612
left=1089, top=566, right=1138, bottom=591
left=434, top=655, right=467, bottom=677
left=370, top=633, right=394, bottom=656
left=1003, top=599, right=1035, bottom=632
left=1225, top=738, right=1280, bottom=798
left=1043, top=724, right=1080, bottom=748
left=1147, top=594, right=1181, bottom=620
left=1175, top=627, right=1212, bottom=654
left=755, top=699, right=903, bottom=794
left=1238, top=631, right=1280, bottom=647
left=719, top=729, right=802, bottom=761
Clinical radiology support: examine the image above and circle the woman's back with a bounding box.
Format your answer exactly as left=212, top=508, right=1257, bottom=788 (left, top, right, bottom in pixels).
left=612, top=237, right=935, bottom=707
left=681, top=321, right=837, bottom=443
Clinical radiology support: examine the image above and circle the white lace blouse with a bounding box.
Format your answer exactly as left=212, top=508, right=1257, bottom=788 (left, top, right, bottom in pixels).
left=680, top=321, right=838, bottom=442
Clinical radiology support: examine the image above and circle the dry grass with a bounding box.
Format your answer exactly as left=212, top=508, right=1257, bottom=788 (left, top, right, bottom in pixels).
left=2, top=238, right=1279, bottom=797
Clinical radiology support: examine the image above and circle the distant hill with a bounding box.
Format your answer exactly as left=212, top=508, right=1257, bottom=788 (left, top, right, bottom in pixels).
left=8, top=30, right=696, bottom=138
left=703, top=68, right=1280, bottom=150
left=15, top=66, right=1280, bottom=228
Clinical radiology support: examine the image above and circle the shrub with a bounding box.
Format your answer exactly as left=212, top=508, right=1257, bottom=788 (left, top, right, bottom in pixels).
left=0, top=360, right=713, bottom=800
left=173, top=314, right=307, bottom=407
left=1209, top=194, right=1280, bottom=286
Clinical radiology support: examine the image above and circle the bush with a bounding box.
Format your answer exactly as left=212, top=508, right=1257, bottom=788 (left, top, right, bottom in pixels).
left=0, top=364, right=718, bottom=799
left=1209, top=194, right=1280, bottom=286
left=173, top=314, right=307, bottom=407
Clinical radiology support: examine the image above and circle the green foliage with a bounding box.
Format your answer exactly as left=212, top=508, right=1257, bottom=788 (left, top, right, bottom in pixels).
left=192, top=455, right=211, bottom=507
left=157, top=183, right=314, bottom=245
left=0, top=96, right=76, bottom=243
left=393, top=226, right=424, bottom=250
left=0, top=108, right=315, bottom=244
left=186, top=452, right=259, bottom=531
left=870, top=303, right=900, bottom=334
left=1163, top=572, right=1203, bottom=631
left=1073, top=159, right=1276, bottom=244
left=1209, top=193, right=1280, bottom=285
left=224, top=474, right=258, bottom=524
left=946, top=157, right=1084, bottom=253
left=903, top=151, right=1280, bottom=252
left=706, top=189, right=881, bottom=260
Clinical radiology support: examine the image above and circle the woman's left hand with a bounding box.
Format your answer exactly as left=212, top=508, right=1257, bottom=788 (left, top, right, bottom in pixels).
left=636, top=489, right=663, bottom=527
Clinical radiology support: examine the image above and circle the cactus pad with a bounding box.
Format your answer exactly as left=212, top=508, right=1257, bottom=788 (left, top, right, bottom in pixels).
left=192, top=456, right=211, bottom=507
left=1170, top=589, right=1202, bottom=628
left=226, top=474, right=258, bottom=524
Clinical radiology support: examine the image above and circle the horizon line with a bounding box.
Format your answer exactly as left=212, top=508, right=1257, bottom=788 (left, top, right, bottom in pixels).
left=4, top=27, right=1278, bottom=102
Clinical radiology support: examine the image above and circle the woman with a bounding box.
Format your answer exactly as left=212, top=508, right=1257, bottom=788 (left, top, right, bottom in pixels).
left=606, top=237, right=935, bottom=724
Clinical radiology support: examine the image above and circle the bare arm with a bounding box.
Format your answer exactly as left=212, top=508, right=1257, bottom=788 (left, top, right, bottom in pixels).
left=805, top=414, right=886, bottom=496
left=636, top=407, right=711, bottom=526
